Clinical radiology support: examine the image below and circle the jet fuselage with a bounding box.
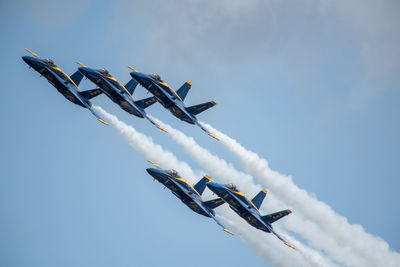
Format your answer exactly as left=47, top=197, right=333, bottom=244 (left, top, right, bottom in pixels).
left=22, top=56, right=88, bottom=108
left=206, top=182, right=272, bottom=233
left=79, top=67, right=144, bottom=118
left=146, top=168, right=214, bottom=217
left=130, top=72, right=196, bottom=124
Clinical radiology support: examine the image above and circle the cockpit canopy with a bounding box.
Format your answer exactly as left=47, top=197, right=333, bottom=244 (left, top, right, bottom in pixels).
left=150, top=73, right=163, bottom=82
left=226, top=183, right=239, bottom=192
left=98, top=68, right=111, bottom=76
left=167, top=169, right=180, bottom=178
left=44, top=58, right=56, bottom=67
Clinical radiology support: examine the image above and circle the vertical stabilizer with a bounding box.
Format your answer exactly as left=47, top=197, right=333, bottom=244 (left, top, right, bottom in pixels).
left=125, top=78, right=138, bottom=95
left=194, top=175, right=213, bottom=195
left=70, top=70, right=84, bottom=86
left=251, top=189, right=267, bottom=210
left=176, top=81, right=192, bottom=101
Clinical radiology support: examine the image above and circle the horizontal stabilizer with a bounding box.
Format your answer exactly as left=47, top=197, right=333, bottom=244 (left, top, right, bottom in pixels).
left=125, top=78, right=138, bottom=95
left=193, top=175, right=213, bottom=195
left=135, top=97, right=157, bottom=109
left=70, top=70, right=84, bottom=86
left=79, top=88, right=103, bottom=100
left=203, top=198, right=225, bottom=209
left=262, top=209, right=292, bottom=224
left=187, top=101, right=216, bottom=116
left=251, top=189, right=267, bottom=210
left=176, top=81, right=192, bottom=101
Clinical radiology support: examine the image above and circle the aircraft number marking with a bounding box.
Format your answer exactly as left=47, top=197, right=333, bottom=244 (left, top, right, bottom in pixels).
left=145, top=98, right=156, bottom=105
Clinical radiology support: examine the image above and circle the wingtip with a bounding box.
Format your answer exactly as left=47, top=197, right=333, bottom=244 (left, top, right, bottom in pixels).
left=147, top=160, right=160, bottom=168
left=203, top=174, right=214, bottom=182
left=25, top=48, right=39, bottom=57
left=208, top=133, right=219, bottom=141
left=76, top=61, right=86, bottom=67
left=128, top=66, right=138, bottom=72
left=97, top=119, right=109, bottom=125
left=223, top=229, right=235, bottom=235
left=157, top=126, right=168, bottom=133
left=284, top=242, right=296, bottom=249
left=187, top=80, right=192, bottom=86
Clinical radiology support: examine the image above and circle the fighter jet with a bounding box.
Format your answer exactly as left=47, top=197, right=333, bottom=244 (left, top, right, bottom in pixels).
left=146, top=160, right=234, bottom=235
left=206, top=182, right=295, bottom=249
left=22, top=49, right=108, bottom=125
left=129, top=67, right=218, bottom=140
left=77, top=63, right=167, bottom=133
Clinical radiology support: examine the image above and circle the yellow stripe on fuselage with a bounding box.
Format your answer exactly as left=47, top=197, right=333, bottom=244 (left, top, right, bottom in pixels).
left=168, top=175, right=201, bottom=196
left=224, top=186, right=260, bottom=212
left=49, top=66, right=78, bottom=88
left=155, top=81, right=183, bottom=102
left=103, top=75, right=132, bottom=96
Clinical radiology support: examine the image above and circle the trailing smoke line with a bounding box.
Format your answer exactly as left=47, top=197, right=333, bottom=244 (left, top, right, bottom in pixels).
left=200, top=122, right=400, bottom=267
left=152, top=117, right=400, bottom=267
left=94, top=106, right=332, bottom=267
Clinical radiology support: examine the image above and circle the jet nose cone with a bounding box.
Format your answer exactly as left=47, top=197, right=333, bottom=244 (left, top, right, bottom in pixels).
left=146, top=168, right=159, bottom=177
left=129, top=71, right=146, bottom=80
left=78, top=67, right=90, bottom=75
left=22, top=55, right=35, bottom=64
left=206, top=182, right=219, bottom=191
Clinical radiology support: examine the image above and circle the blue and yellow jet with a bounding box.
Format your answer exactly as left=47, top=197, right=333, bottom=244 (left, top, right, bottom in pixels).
left=206, top=182, right=295, bottom=249
left=22, top=49, right=108, bottom=125
left=129, top=67, right=218, bottom=140
left=77, top=63, right=167, bottom=133
left=146, top=160, right=234, bottom=235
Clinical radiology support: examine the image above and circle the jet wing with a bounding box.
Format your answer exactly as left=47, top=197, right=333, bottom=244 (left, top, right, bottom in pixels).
left=25, top=48, right=40, bottom=58
left=144, top=114, right=168, bottom=133
left=78, top=98, right=108, bottom=125
left=210, top=214, right=234, bottom=235
left=266, top=224, right=295, bottom=249
left=147, top=160, right=162, bottom=169
left=194, top=121, right=219, bottom=141
left=87, top=105, right=109, bottom=125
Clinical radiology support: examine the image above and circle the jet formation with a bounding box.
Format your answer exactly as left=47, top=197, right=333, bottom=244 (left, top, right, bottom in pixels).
left=22, top=49, right=218, bottom=138
left=22, top=49, right=295, bottom=250
left=146, top=160, right=234, bottom=235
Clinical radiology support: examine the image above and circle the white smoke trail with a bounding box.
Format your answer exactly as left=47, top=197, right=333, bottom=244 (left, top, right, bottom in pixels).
left=201, top=122, right=400, bottom=267
left=149, top=117, right=338, bottom=267
left=153, top=117, right=400, bottom=266
left=93, top=106, right=317, bottom=266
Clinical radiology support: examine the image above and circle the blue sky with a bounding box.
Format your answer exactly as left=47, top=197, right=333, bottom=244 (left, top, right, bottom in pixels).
left=1, top=1, right=399, bottom=266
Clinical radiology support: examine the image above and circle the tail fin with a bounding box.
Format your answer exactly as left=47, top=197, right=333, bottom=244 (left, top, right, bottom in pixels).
left=262, top=209, right=292, bottom=224
left=125, top=78, right=138, bottom=95
left=135, top=97, right=157, bottom=109
left=203, top=198, right=225, bottom=209
left=70, top=70, right=84, bottom=86
left=252, top=189, right=267, bottom=210
left=193, top=174, right=213, bottom=195
left=176, top=81, right=192, bottom=101
left=79, top=88, right=103, bottom=99
left=186, top=101, right=216, bottom=116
